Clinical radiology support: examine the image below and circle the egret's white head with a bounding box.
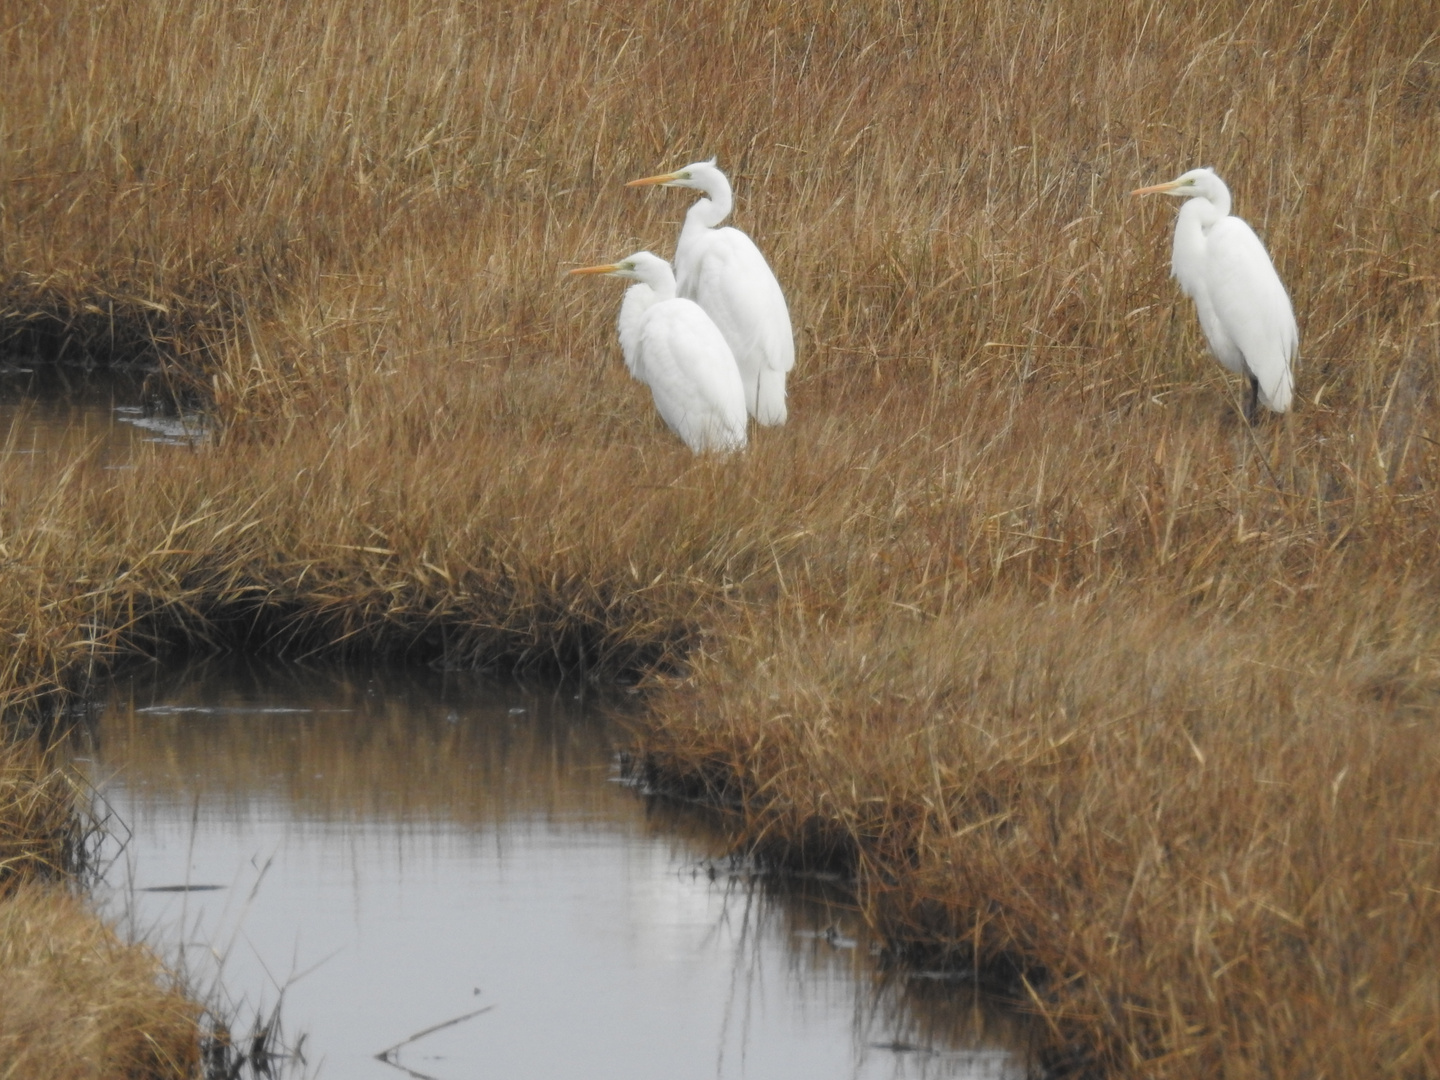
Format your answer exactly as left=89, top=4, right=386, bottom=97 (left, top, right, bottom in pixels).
left=568, top=250, right=675, bottom=290
left=626, top=158, right=724, bottom=192
left=1131, top=167, right=1228, bottom=203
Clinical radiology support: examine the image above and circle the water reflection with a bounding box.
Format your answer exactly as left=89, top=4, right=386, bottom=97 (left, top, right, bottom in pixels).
left=0, top=360, right=207, bottom=463
left=82, top=659, right=1035, bottom=1079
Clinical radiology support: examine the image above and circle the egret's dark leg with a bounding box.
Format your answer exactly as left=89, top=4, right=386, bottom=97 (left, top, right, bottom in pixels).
left=1245, top=374, right=1260, bottom=425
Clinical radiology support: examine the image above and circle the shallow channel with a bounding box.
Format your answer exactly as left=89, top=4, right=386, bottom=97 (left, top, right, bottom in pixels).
left=0, top=359, right=207, bottom=462
left=79, top=658, right=1037, bottom=1080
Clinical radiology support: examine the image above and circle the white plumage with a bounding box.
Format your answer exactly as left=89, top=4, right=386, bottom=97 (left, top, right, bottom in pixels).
left=1132, top=167, right=1298, bottom=420
left=569, top=251, right=747, bottom=455
left=627, top=159, right=794, bottom=426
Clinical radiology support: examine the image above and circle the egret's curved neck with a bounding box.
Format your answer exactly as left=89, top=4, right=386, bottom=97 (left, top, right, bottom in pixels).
left=1193, top=177, right=1230, bottom=220
left=1171, top=199, right=1209, bottom=293
left=1180, top=194, right=1223, bottom=232
left=685, top=172, right=733, bottom=231
left=638, top=264, right=678, bottom=301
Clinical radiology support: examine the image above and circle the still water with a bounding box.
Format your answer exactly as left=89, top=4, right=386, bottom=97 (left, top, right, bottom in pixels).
left=81, top=660, right=1036, bottom=1080
left=0, top=360, right=207, bottom=461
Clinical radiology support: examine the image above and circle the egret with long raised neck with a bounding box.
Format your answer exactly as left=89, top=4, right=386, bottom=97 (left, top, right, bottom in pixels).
left=1132, top=167, right=1297, bottom=421
left=627, top=159, right=794, bottom=427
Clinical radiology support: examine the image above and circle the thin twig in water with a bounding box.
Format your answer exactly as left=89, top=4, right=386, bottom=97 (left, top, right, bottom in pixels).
left=374, top=1005, right=495, bottom=1064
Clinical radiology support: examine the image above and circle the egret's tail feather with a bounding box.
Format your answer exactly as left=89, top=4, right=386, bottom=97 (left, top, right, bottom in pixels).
left=754, top=369, right=788, bottom=427
left=1262, top=366, right=1294, bottom=414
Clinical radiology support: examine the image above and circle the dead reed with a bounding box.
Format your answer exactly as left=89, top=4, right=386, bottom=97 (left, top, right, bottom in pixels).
left=638, top=588, right=1440, bottom=1076
left=0, top=740, right=93, bottom=891
left=0, top=882, right=200, bottom=1080
left=1, top=0, right=1438, bottom=1076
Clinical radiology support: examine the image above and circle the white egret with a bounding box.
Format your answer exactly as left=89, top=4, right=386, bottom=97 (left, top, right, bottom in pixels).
left=627, top=159, right=795, bottom=427
left=569, top=251, right=748, bottom=455
left=1131, top=167, right=1297, bottom=421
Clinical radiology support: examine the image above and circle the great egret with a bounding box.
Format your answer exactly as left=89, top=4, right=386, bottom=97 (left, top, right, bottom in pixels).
left=627, top=159, right=794, bottom=426
left=569, top=251, right=748, bottom=455
left=1131, top=167, right=1297, bottom=420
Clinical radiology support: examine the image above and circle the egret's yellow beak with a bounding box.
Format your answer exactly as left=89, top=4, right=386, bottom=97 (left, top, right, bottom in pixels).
left=567, top=263, right=622, bottom=276
left=1130, top=179, right=1183, bottom=197
left=625, top=170, right=685, bottom=188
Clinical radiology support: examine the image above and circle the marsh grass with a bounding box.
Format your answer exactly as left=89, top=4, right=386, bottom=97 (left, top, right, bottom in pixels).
left=637, top=590, right=1440, bottom=1076
left=0, top=737, right=205, bottom=1080
left=0, top=739, right=95, bottom=889
left=1, top=0, right=1439, bottom=1076
left=0, top=882, right=201, bottom=1080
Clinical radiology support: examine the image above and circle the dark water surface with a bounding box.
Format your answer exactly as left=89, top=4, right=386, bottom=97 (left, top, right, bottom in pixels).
left=80, top=660, right=1037, bottom=1080
left=0, top=360, right=207, bottom=461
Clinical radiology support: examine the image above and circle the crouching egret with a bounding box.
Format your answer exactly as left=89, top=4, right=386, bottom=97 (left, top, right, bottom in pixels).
left=627, top=159, right=794, bottom=427
left=569, top=251, right=748, bottom=455
left=1132, top=167, right=1297, bottom=421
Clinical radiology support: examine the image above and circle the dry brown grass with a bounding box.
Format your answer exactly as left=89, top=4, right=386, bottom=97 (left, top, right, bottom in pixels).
left=0, top=740, right=91, bottom=892
left=2, top=0, right=1439, bottom=1076
left=639, top=592, right=1440, bottom=1076
left=0, top=732, right=201, bottom=1079
left=0, top=883, right=199, bottom=1080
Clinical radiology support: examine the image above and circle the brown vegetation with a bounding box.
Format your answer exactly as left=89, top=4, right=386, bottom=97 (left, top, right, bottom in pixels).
left=0, top=740, right=91, bottom=891
left=0, top=737, right=200, bottom=1079
left=1, top=0, right=1438, bottom=1076
left=0, top=881, right=199, bottom=1080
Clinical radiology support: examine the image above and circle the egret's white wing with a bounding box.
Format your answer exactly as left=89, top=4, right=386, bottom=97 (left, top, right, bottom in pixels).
left=1171, top=200, right=1244, bottom=375
left=636, top=299, right=748, bottom=454
left=677, top=226, right=794, bottom=425
left=1205, top=218, right=1298, bottom=413
left=617, top=282, right=659, bottom=380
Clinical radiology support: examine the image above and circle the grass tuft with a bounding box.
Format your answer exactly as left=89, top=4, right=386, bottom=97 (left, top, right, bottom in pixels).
left=0, top=883, right=200, bottom=1080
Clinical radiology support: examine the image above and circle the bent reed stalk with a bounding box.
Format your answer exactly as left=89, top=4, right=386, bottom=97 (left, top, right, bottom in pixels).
left=2, top=0, right=1438, bottom=1077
